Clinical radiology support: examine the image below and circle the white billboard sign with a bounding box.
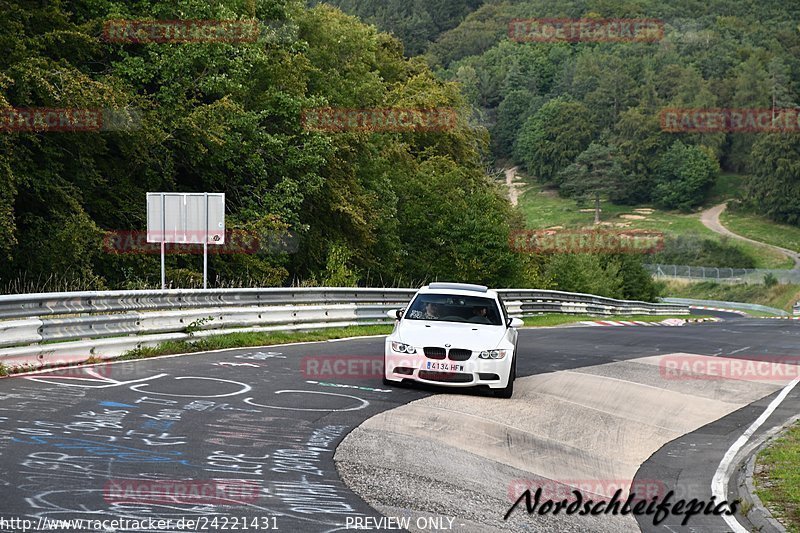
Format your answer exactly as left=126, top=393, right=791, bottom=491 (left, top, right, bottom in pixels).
left=146, top=192, right=225, bottom=244
left=146, top=192, right=225, bottom=289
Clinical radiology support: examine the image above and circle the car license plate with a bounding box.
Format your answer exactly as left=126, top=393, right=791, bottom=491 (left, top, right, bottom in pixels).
left=425, top=361, right=463, bottom=372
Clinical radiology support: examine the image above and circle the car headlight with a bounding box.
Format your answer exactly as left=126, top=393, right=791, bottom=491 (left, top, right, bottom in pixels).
left=391, top=342, right=417, bottom=354
left=478, top=349, right=508, bottom=359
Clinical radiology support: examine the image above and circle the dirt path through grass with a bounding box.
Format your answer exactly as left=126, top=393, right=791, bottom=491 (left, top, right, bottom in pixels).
left=700, top=203, right=800, bottom=269
left=505, top=166, right=523, bottom=207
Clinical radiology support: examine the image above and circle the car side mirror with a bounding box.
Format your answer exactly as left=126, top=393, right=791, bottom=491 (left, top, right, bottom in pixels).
left=388, top=309, right=403, bottom=319
left=507, top=317, right=524, bottom=328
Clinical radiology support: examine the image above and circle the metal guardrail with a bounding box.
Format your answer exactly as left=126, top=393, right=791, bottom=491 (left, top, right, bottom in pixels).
left=660, top=297, right=789, bottom=316
left=0, top=288, right=418, bottom=320
left=0, top=287, right=688, bottom=370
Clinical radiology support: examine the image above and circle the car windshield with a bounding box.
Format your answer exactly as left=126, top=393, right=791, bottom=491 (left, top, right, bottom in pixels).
left=404, top=294, right=502, bottom=325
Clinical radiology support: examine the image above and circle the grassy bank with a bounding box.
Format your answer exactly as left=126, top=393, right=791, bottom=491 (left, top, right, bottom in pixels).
left=755, top=421, right=800, bottom=532
left=0, top=325, right=394, bottom=377
left=707, top=173, right=744, bottom=204
left=664, top=280, right=800, bottom=313
left=721, top=209, right=800, bottom=254
left=118, top=325, right=394, bottom=360
left=516, top=179, right=793, bottom=269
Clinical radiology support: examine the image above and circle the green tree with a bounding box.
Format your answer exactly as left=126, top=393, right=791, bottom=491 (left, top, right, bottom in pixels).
left=570, top=51, right=636, bottom=130
left=558, top=142, right=624, bottom=224
left=611, top=105, right=671, bottom=204
left=491, top=89, right=543, bottom=157
left=513, top=97, right=593, bottom=183
left=745, top=134, right=800, bottom=225
left=653, top=141, right=719, bottom=211
left=543, top=254, right=622, bottom=299
left=395, top=156, right=525, bottom=286
left=727, top=56, right=770, bottom=172
left=543, top=253, right=661, bottom=301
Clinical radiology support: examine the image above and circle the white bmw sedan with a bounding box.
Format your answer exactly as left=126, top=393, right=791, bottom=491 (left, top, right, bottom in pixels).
left=384, top=282, right=523, bottom=398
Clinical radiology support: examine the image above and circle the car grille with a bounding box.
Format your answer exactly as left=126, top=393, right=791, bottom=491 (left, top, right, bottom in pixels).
left=423, top=347, right=447, bottom=359
left=448, top=349, right=472, bottom=361
left=418, top=371, right=473, bottom=383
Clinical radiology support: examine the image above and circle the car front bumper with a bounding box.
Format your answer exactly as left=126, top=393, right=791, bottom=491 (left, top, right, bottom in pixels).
left=384, top=345, right=513, bottom=389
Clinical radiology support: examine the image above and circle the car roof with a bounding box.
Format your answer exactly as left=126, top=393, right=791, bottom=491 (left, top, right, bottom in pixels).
left=418, top=283, right=498, bottom=299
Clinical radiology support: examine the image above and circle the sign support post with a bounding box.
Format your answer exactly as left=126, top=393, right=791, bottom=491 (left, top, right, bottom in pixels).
left=203, top=192, right=209, bottom=289
left=161, top=194, right=166, bottom=289
left=147, top=192, right=225, bottom=290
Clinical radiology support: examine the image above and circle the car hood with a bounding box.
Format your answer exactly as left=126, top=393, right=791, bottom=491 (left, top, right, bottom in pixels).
left=396, top=320, right=506, bottom=350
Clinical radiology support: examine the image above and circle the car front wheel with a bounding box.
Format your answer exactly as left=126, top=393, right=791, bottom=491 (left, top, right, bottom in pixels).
left=494, top=356, right=516, bottom=398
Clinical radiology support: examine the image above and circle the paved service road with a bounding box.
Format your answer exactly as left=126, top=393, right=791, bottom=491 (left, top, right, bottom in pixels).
left=700, top=202, right=800, bottom=269
left=0, top=319, right=798, bottom=532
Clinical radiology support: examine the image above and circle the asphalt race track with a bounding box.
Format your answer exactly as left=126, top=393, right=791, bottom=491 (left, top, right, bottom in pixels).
left=0, top=316, right=798, bottom=533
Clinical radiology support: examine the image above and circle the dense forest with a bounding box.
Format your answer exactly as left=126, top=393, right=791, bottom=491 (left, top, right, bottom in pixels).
left=319, top=0, right=483, bottom=56
left=0, top=0, right=532, bottom=292
left=333, top=0, right=800, bottom=224
left=4, top=0, right=799, bottom=300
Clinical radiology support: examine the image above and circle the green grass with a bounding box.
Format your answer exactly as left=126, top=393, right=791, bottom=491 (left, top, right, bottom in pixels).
left=664, top=280, right=800, bottom=313
left=0, top=325, right=394, bottom=377
left=117, top=325, right=394, bottom=360
left=516, top=177, right=792, bottom=269
left=522, top=313, right=701, bottom=327
left=755, top=421, right=800, bottom=532
left=708, top=173, right=744, bottom=203
left=746, top=249, right=796, bottom=270
left=721, top=210, right=800, bottom=254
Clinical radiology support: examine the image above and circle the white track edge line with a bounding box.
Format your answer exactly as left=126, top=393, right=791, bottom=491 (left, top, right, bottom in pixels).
left=711, top=375, right=800, bottom=532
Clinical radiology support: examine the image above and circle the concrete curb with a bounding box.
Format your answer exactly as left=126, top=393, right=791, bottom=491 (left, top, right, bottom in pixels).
left=664, top=298, right=788, bottom=316
left=733, top=415, right=800, bottom=533
left=578, top=317, right=721, bottom=327
left=689, top=305, right=749, bottom=316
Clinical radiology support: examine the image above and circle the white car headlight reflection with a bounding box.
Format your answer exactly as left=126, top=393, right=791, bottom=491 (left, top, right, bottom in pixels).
left=478, top=349, right=508, bottom=359
left=391, top=342, right=417, bottom=354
